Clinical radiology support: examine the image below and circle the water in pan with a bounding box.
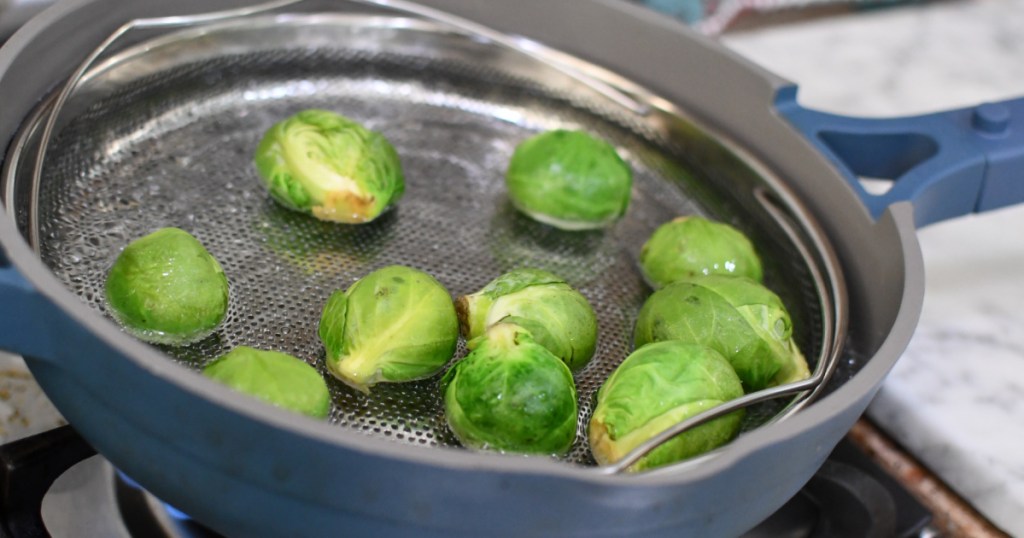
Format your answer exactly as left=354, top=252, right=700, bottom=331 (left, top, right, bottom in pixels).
left=34, top=45, right=824, bottom=465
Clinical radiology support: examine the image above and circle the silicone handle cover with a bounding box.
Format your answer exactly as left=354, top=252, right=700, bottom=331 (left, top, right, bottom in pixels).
left=776, top=86, right=1024, bottom=227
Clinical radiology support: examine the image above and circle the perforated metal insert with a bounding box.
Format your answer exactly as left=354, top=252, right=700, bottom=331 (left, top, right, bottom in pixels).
left=27, top=17, right=831, bottom=465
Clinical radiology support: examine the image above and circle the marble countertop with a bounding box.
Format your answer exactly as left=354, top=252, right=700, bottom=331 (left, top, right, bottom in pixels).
left=0, top=351, right=65, bottom=442
left=2, top=0, right=1023, bottom=535
left=721, top=1, right=1024, bottom=535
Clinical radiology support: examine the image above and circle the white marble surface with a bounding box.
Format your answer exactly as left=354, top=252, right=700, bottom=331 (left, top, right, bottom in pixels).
left=0, top=350, right=65, bottom=442
left=722, top=1, right=1024, bottom=535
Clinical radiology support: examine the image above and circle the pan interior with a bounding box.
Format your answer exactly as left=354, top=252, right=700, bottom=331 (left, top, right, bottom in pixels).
left=18, top=15, right=835, bottom=466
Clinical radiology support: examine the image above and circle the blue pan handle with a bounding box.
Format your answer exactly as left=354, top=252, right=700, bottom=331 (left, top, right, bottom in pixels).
left=775, top=86, right=1024, bottom=227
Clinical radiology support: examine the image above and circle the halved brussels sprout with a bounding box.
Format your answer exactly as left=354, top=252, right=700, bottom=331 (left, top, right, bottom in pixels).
left=203, top=346, right=331, bottom=418
left=455, top=268, right=597, bottom=371
left=254, top=109, right=404, bottom=224
left=442, top=323, right=578, bottom=455
left=318, top=265, right=459, bottom=392
left=639, top=216, right=763, bottom=288
left=505, top=129, right=632, bottom=230
left=633, top=275, right=810, bottom=392
left=105, top=227, right=228, bottom=345
left=589, top=341, right=744, bottom=471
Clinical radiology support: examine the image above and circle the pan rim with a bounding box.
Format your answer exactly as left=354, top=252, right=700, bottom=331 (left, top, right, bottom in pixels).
left=1, top=5, right=852, bottom=478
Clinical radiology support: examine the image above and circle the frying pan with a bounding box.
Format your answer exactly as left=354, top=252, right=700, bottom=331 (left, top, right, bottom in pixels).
left=1, top=0, right=1021, bottom=536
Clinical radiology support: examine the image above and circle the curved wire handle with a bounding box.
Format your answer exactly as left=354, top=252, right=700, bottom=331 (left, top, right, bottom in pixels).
left=347, top=0, right=649, bottom=114
left=596, top=187, right=847, bottom=475
left=29, top=0, right=299, bottom=250
left=28, top=0, right=650, bottom=250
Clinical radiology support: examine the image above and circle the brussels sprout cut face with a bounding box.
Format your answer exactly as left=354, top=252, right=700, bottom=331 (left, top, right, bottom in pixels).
left=442, top=323, right=578, bottom=455
left=203, top=346, right=331, bottom=418
left=455, top=268, right=597, bottom=371
left=505, top=129, right=632, bottom=230
left=633, top=275, right=810, bottom=391
left=589, top=341, right=744, bottom=471
left=318, top=265, right=459, bottom=393
left=104, top=227, right=229, bottom=345
left=639, top=216, right=764, bottom=288
left=254, top=109, right=405, bottom=223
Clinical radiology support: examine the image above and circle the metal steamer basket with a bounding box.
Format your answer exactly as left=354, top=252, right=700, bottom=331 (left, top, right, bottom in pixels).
left=3, top=0, right=1019, bottom=536
left=11, top=0, right=844, bottom=464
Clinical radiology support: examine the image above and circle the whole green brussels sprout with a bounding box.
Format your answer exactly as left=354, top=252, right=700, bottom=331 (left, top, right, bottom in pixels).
left=442, top=323, right=578, bottom=455
left=455, top=268, right=597, bottom=371
left=105, top=227, right=229, bottom=345
left=254, top=109, right=404, bottom=224
left=203, top=346, right=331, bottom=418
left=589, top=341, right=744, bottom=471
left=318, top=265, right=459, bottom=392
left=633, top=275, right=810, bottom=392
left=639, top=216, right=763, bottom=289
left=505, top=129, right=632, bottom=230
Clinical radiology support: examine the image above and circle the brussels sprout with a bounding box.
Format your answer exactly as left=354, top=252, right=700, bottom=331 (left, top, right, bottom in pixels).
left=589, top=341, right=744, bottom=471
left=203, top=346, right=331, bottom=418
left=633, top=275, right=810, bottom=392
left=442, top=323, right=578, bottom=455
left=505, top=129, right=632, bottom=230
left=254, top=109, right=404, bottom=224
left=455, top=268, right=597, bottom=371
left=105, top=227, right=228, bottom=345
left=318, top=265, right=459, bottom=392
left=639, top=216, right=763, bottom=288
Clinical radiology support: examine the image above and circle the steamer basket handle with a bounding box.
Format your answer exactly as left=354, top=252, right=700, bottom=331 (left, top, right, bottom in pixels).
left=775, top=87, right=1024, bottom=228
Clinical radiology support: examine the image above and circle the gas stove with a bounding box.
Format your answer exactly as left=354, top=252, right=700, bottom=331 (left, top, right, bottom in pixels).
left=2, top=421, right=935, bottom=538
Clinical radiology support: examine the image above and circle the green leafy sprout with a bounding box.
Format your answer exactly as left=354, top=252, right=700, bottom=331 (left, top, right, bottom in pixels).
left=633, top=275, right=810, bottom=392
left=442, top=323, right=579, bottom=455
left=455, top=268, right=598, bottom=371
left=105, top=227, right=229, bottom=345
left=318, top=265, right=459, bottom=393
left=203, top=346, right=331, bottom=419
left=254, top=109, right=405, bottom=224
left=589, top=340, right=744, bottom=471
left=639, top=216, right=763, bottom=289
left=505, top=129, right=632, bottom=230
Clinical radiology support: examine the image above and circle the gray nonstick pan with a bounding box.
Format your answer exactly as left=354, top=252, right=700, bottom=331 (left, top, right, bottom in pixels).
left=1, top=0, right=1021, bottom=536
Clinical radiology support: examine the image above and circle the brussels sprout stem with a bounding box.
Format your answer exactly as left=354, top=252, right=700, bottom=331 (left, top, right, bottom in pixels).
left=311, top=189, right=376, bottom=223
left=455, top=294, right=491, bottom=345
left=481, top=322, right=521, bottom=348
left=771, top=340, right=811, bottom=386
left=328, top=354, right=381, bottom=394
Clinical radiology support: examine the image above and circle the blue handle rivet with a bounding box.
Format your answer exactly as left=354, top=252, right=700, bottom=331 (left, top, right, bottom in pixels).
left=972, top=103, right=1011, bottom=134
